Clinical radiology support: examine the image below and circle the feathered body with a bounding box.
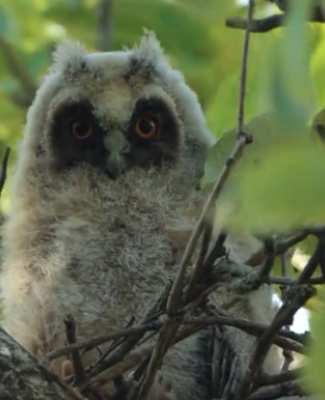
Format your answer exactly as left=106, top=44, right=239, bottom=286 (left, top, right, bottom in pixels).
left=0, top=32, right=280, bottom=400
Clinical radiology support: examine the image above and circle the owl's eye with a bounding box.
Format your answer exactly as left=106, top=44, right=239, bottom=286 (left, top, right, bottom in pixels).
left=135, top=117, right=158, bottom=139
left=70, top=119, right=93, bottom=140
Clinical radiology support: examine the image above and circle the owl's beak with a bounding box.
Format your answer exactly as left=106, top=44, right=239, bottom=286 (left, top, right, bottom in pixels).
left=105, top=152, right=126, bottom=179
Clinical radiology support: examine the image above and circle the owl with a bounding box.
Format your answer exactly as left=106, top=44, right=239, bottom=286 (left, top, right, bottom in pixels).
left=0, top=31, right=281, bottom=400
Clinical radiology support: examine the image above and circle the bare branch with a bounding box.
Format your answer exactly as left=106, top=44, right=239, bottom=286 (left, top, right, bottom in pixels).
left=226, top=13, right=285, bottom=33
left=247, top=380, right=305, bottom=400
left=48, top=322, right=161, bottom=361
left=236, top=284, right=315, bottom=399
left=0, top=328, right=85, bottom=400
left=257, top=368, right=303, bottom=387
left=237, top=0, right=254, bottom=140
left=226, top=9, right=325, bottom=34
left=0, top=37, right=36, bottom=98
left=97, top=0, right=113, bottom=51
left=0, top=147, right=10, bottom=197
left=64, top=316, right=88, bottom=386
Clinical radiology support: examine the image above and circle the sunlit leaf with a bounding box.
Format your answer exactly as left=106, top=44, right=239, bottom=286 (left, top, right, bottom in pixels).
left=202, top=111, right=282, bottom=196
left=270, top=0, right=316, bottom=134
left=230, top=138, right=325, bottom=232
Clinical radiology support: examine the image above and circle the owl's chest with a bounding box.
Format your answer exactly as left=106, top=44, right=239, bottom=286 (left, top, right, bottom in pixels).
left=46, top=202, right=186, bottom=328
left=40, top=171, right=200, bottom=279
left=56, top=206, right=174, bottom=263
left=50, top=200, right=183, bottom=298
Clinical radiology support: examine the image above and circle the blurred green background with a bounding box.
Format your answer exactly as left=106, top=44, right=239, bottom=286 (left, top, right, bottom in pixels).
left=0, top=0, right=325, bottom=212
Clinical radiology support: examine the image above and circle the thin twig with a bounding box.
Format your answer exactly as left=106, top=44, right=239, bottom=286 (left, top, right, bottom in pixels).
left=48, top=322, right=161, bottom=361
left=64, top=316, right=88, bottom=386
left=296, top=236, right=325, bottom=283
left=236, top=0, right=255, bottom=139
left=87, top=287, right=170, bottom=381
left=184, top=222, right=214, bottom=301
left=279, top=255, right=294, bottom=372
left=257, top=238, right=276, bottom=281
left=236, top=284, right=315, bottom=399
left=0, top=147, right=10, bottom=197
left=97, top=0, right=113, bottom=51
left=234, top=236, right=322, bottom=399
left=87, top=317, right=135, bottom=376
left=181, top=316, right=305, bottom=353
left=257, top=368, right=303, bottom=387
left=166, top=131, right=252, bottom=314
left=247, top=379, right=305, bottom=400
left=167, top=3, right=254, bottom=311
left=276, top=232, right=309, bottom=255
left=131, top=316, right=179, bottom=400
left=0, top=37, right=36, bottom=103
left=86, top=347, right=152, bottom=390
left=226, top=11, right=325, bottom=34
left=226, top=14, right=285, bottom=33
left=268, top=275, right=325, bottom=285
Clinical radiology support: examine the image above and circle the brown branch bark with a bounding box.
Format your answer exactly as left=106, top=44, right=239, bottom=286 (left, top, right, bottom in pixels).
left=0, top=328, right=83, bottom=400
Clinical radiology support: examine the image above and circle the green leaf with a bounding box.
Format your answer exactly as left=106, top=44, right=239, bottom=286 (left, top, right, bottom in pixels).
left=230, top=137, right=325, bottom=233
left=203, top=1, right=319, bottom=235
left=202, top=111, right=282, bottom=197
left=270, top=0, right=316, bottom=133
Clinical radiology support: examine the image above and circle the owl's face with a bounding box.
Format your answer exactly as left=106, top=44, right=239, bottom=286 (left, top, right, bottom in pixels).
left=24, top=32, right=215, bottom=182
left=47, top=84, right=182, bottom=179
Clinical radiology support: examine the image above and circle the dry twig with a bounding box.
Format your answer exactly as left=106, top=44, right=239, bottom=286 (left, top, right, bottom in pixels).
left=226, top=0, right=325, bottom=33
left=0, top=147, right=10, bottom=197
left=97, top=0, right=113, bottom=51
left=64, top=316, right=88, bottom=386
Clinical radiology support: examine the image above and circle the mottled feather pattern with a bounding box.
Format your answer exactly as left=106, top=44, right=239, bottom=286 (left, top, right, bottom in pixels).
left=0, top=31, right=281, bottom=400
left=1, top=166, right=207, bottom=399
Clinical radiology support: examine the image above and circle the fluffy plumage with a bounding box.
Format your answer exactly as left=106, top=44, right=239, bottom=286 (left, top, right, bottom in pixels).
left=0, top=31, right=280, bottom=400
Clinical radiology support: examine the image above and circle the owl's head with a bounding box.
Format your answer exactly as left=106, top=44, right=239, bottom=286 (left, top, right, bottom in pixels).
left=21, top=31, right=215, bottom=183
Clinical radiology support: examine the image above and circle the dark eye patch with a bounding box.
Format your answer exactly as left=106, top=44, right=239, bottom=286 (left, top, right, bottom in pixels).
left=126, top=97, right=181, bottom=169
left=49, top=100, right=107, bottom=170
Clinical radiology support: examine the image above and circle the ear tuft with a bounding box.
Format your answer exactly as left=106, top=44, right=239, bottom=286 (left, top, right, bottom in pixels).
left=138, top=29, right=165, bottom=60
left=50, top=40, right=88, bottom=77
left=128, top=29, right=170, bottom=70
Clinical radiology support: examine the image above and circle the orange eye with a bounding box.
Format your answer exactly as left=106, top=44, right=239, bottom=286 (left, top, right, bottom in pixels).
left=135, top=117, right=157, bottom=139
left=70, top=119, right=93, bottom=140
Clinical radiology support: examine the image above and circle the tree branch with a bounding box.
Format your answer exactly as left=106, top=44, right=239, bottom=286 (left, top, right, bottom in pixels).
left=0, top=37, right=36, bottom=103
left=226, top=10, right=325, bottom=34
left=97, top=0, right=113, bottom=51
left=0, top=147, right=10, bottom=197
left=0, top=328, right=85, bottom=400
